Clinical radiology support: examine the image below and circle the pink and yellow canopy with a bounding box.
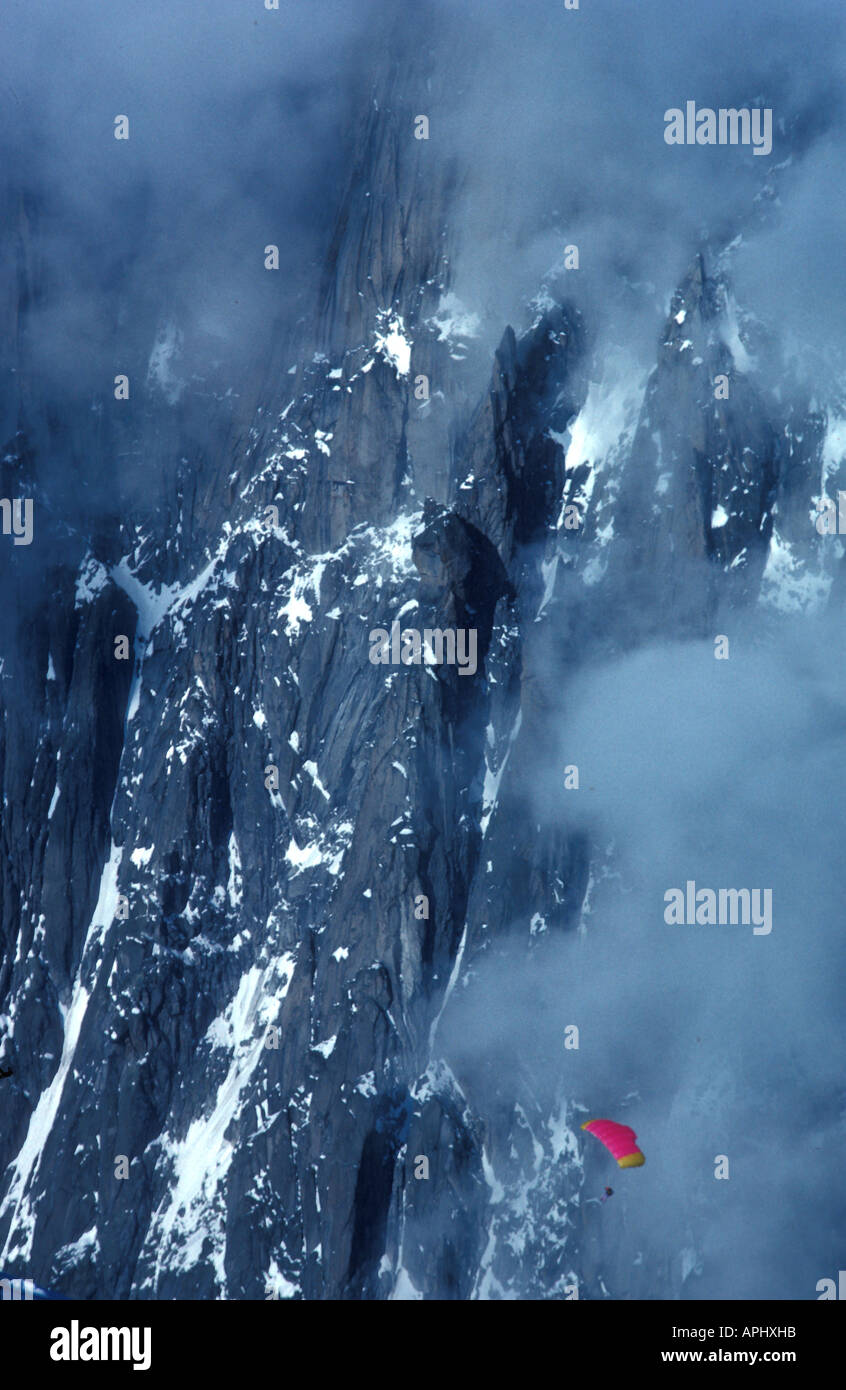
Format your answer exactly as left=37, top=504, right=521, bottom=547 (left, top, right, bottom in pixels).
left=581, top=1118, right=645, bottom=1168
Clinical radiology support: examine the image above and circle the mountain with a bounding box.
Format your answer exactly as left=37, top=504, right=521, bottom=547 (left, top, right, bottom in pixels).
left=2, top=7, right=845, bottom=1301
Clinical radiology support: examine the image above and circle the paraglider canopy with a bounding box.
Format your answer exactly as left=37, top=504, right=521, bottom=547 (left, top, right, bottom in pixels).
left=581, top=1118, right=645, bottom=1168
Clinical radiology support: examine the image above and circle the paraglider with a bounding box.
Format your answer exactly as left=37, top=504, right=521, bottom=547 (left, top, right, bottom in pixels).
left=600, top=1185, right=614, bottom=1203
left=581, top=1118, right=645, bottom=1168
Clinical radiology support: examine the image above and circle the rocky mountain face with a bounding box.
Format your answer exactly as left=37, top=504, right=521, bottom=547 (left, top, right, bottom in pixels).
left=1, top=31, right=842, bottom=1302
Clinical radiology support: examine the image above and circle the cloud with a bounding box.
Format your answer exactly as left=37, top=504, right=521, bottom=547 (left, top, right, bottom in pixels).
left=0, top=0, right=378, bottom=424
left=425, top=0, right=846, bottom=367
left=442, top=611, right=846, bottom=1295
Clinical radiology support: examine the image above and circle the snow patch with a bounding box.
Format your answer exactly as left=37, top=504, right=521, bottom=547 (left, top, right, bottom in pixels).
left=373, top=312, right=412, bottom=377
left=391, top=1267, right=424, bottom=1300
left=720, top=295, right=755, bottom=374
left=760, top=529, right=832, bottom=613
left=74, top=555, right=110, bottom=608
left=0, top=843, right=124, bottom=1263
left=227, top=832, right=243, bottom=909
left=147, top=953, right=295, bottom=1293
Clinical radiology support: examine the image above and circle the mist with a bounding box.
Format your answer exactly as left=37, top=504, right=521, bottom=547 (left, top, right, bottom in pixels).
left=0, top=0, right=380, bottom=431
left=5, top=1, right=846, bottom=438
left=421, top=0, right=846, bottom=380
left=441, top=610, right=846, bottom=1296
